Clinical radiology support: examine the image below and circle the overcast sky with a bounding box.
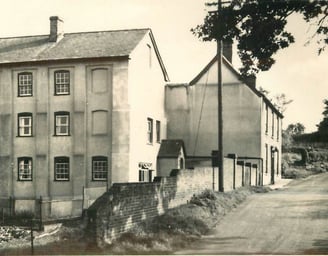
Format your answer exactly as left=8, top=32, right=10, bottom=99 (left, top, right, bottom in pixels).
left=1, top=0, right=327, bottom=132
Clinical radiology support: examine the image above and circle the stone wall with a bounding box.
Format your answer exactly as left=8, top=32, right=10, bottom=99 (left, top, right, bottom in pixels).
left=87, top=157, right=261, bottom=247
left=87, top=168, right=213, bottom=246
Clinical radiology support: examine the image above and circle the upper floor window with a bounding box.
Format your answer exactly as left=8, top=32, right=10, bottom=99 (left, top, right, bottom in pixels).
left=18, top=72, right=33, bottom=97
left=18, top=113, right=32, bottom=137
left=92, top=156, right=108, bottom=181
left=18, top=157, right=32, bottom=181
left=55, top=112, right=70, bottom=136
left=156, top=120, right=161, bottom=143
left=265, top=144, right=268, bottom=174
left=265, top=105, right=268, bottom=134
left=54, top=156, right=70, bottom=181
left=147, top=118, right=153, bottom=144
left=54, top=70, right=70, bottom=95
left=277, top=116, right=280, bottom=141
left=272, top=110, right=275, bottom=138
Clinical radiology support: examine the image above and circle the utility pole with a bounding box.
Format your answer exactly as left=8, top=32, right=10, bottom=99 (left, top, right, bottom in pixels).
left=217, top=0, right=224, bottom=192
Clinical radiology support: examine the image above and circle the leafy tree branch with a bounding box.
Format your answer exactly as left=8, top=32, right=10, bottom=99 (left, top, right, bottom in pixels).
left=192, top=0, right=328, bottom=76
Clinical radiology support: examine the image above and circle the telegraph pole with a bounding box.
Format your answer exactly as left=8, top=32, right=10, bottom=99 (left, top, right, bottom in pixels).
left=217, top=0, right=224, bottom=192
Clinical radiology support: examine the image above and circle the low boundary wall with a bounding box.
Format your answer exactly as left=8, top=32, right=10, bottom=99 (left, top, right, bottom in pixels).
left=87, top=168, right=213, bottom=246
left=87, top=157, right=264, bottom=247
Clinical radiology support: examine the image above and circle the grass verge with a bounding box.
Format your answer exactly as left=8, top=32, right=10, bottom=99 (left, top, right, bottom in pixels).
left=106, top=186, right=271, bottom=255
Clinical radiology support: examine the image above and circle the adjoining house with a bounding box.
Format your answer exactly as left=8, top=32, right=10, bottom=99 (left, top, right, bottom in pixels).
left=165, top=44, right=283, bottom=186
left=0, top=16, right=169, bottom=218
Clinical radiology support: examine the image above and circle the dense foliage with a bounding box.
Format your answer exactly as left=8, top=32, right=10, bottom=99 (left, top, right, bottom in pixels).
left=317, top=98, right=328, bottom=135
left=192, top=0, right=328, bottom=76
left=286, top=123, right=305, bottom=135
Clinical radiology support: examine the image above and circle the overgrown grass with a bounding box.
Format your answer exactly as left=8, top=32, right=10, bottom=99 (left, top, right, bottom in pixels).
left=0, top=187, right=273, bottom=255
left=106, top=187, right=269, bottom=255
left=2, top=211, right=35, bottom=226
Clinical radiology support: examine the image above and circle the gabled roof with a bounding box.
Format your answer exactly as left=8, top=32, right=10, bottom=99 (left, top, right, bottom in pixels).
left=0, top=28, right=169, bottom=81
left=189, top=55, right=283, bottom=118
left=0, top=29, right=148, bottom=63
left=158, top=139, right=186, bottom=158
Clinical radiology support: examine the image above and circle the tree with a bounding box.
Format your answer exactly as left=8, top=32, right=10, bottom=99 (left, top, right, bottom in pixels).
left=283, top=122, right=305, bottom=150
left=282, top=129, right=294, bottom=150
left=192, top=0, right=328, bottom=76
left=272, top=93, right=293, bottom=113
left=258, top=87, right=293, bottom=113
left=286, top=123, right=306, bottom=136
left=317, top=98, right=328, bottom=135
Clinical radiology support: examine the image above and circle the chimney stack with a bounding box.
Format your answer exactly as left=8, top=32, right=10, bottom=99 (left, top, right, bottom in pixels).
left=222, top=41, right=233, bottom=63
left=49, top=16, right=64, bottom=42
left=244, top=75, right=257, bottom=88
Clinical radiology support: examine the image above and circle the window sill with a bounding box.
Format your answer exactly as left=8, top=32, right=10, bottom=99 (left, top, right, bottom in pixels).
left=53, top=134, right=71, bottom=137
left=54, top=93, right=70, bottom=96
left=53, top=180, right=70, bottom=182
left=17, top=135, right=33, bottom=138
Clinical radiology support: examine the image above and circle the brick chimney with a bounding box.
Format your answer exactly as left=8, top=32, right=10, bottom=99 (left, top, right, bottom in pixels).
left=223, top=41, right=233, bottom=63
left=49, top=16, right=64, bottom=42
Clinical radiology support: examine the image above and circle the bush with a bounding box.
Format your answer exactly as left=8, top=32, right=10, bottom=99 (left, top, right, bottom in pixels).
left=308, top=151, right=328, bottom=162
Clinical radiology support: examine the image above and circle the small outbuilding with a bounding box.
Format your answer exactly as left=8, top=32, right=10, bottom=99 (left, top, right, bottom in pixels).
left=157, top=139, right=186, bottom=176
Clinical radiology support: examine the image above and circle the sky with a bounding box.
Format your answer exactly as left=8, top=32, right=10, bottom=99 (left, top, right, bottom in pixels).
left=0, top=0, right=327, bottom=132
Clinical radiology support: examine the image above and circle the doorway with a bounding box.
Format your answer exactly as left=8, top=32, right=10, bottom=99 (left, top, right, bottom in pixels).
left=271, top=147, right=276, bottom=184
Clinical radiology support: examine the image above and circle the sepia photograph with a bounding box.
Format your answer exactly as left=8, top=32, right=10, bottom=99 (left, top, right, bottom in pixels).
left=0, top=0, right=327, bottom=255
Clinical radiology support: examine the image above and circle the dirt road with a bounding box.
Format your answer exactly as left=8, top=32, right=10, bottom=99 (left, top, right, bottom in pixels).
left=176, top=173, right=328, bottom=255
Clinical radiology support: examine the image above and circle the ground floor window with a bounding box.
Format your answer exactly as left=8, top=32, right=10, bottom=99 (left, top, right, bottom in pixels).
left=92, top=156, right=108, bottom=181
left=18, top=157, right=32, bottom=181
left=139, top=169, right=153, bottom=182
left=138, top=162, right=153, bottom=182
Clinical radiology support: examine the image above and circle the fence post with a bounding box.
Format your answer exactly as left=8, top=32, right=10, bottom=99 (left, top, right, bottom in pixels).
left=39, top=196, right=43, bottom=230
left=82, top=186, right=85, bottom=217
left=212, top=167, right=215, bottom=190
left=30, top=220, right=34, bottom=255
left=9, top=196, right=14, bottom=217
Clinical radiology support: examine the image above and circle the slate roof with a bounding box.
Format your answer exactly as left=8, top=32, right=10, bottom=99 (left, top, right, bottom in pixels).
left=0, top=28, right=149, bottom=64
left=158, top=139, right=186, bottom=158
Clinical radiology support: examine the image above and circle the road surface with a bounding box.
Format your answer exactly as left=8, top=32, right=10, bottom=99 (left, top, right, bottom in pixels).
left=176, top=173, right=328, bottom=255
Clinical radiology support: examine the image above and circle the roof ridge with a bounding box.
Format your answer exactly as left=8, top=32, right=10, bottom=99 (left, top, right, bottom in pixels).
left=0, top=28, right=151, bottom=40
left=65, top=27, right=150, bottom=36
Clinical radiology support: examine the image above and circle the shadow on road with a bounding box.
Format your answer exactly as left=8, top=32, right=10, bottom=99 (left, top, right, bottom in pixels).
left=303, top=231, right=328, bottom=254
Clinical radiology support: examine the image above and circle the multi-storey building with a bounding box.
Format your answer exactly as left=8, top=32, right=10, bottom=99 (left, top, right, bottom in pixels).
left=165, top=50, right=283, bottom=185
left=0, top=17, right=169, bottom=217
left=0, top=17, right=283, bottom=218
